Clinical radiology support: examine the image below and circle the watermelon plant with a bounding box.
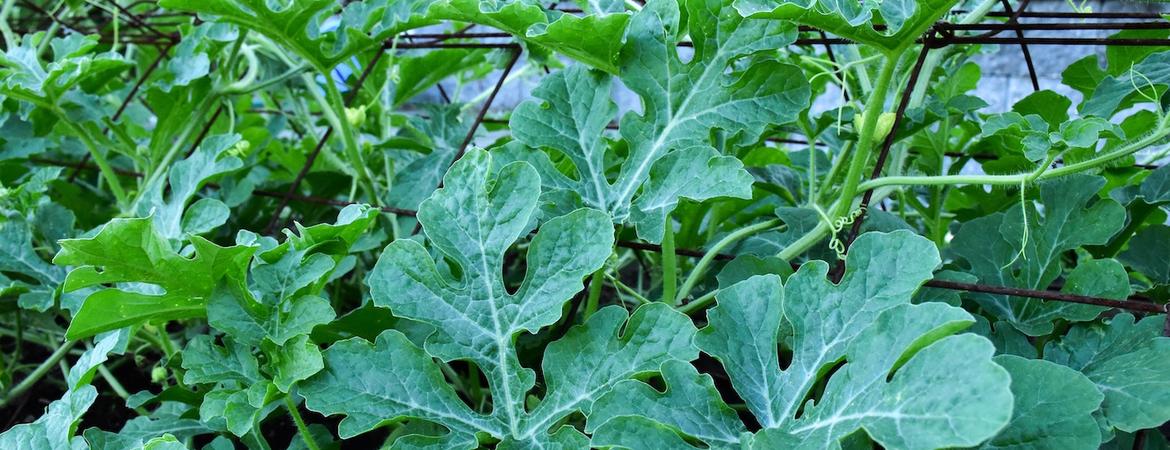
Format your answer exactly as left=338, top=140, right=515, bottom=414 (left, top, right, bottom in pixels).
left=0, top=0, right=1169, bottom=449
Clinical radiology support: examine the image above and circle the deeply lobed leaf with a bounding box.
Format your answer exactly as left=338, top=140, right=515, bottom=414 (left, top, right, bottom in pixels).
left=590, top=231, right=1014, bottom=449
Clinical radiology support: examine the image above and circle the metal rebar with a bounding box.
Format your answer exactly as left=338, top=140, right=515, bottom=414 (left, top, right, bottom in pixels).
left=28, top=155, right=1170, bottom=315
left=834, top=31, right=936, bottom=280
left=68, top=41, right=175, bottom=182
left=263, top=47, right=388, bottom=234
left=1000, top=0, right=1040, bottom=92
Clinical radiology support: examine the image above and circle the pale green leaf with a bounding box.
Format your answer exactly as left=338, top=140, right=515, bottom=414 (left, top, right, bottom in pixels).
left=156, top=0, right=435, bottom=71
left=304, top=149, right=695, bottom=446
left=1044, top=314, right=1170, bottom=432
left=430, top=0, right=628, bottom=73
left=0, top=33, right=130, bottom=105
left=180, top=198, right=230, bottom=237
left=0, top=332, right=125, bottom=449
left=54, top=217, right=256, bottom=340
left=732, top=0, right=960, bottom=52
left=208, top=204, right=376, bottom=345
left=136, top=134, right=243, bottom=240
left=951, top=174, right=1125, bottom=335
left=265, top=334, right=324, bottom=393
left=0, top=387, right=94, bottom=450
left=979, top=355, right=1103, bottom=450
left=590, top=232, right=1013, bottom=449
left=1083, top=51, right=1170, bottom=117
left=302, top=329, right=492, bottom=442
left=589, top=359, right=748, bottom=446
left=521, top=303, right=698, bottom=440
left=181, top=335, right=261, bottom=386
left=208, top=291, right=335, bottom=347
left=511, top=0, right=809, bottom=242
left=386, top=105, right=470, bottom=212
left=365, top=149, right=613, bottom=433
left=142, top=435, right=188, bottom=450
left=199, top=381, right=278, bottom=437
left=83, top=416, right=213, bottom=450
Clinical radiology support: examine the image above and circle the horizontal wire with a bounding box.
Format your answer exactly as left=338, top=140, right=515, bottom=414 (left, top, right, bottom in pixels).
left=28, top=157, right=1168, bottom=315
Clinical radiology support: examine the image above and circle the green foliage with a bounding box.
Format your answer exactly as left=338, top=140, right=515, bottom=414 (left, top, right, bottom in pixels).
left=510, top=0, right=809, bottom=242
left=590, top=232, right=1013, bottom=449
left=302, top=150, right=697, bottom=447
left=950, top=175, right=1126, bottom=335
left=1, top=0, right=1169, bottom=449
left=55, top=216, right=256, bottom=340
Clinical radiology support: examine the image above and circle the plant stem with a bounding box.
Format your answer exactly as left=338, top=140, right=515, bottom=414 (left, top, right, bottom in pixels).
left=285, top=395, right=322, bottom=450
left=222, top=30, right=249, bottom=85
left=857, top=120, right=1170, bottom=192
left=778, top=187, right=899, bottom=262
left=1042, top=120, right=1170, bottom=177
left=661, top=217, right=677, bottom=304
left=154, top=327, right=188, bottom=388
left=0, top=340, right=77, bottom=408
left=59, top=118, right=130, bottom=211
left=674, top=219, right=781, bottom=305
left=817, top=141, right=854, bottom=205
left=246, top=429, right=272, bottom=450
left=678, top=288, right=719, bottom=315
left=605, top=274, right=651, bottom=305
left=0, top=0, right=17, bottom=48
left=907, top=0, right=999, bottom=108
left=34, top=0, right=67, bottom=56
left=222, top=63, right=310, bottom=95
left=316, top=74, right=380, bottom=203
left=134, top=94, right=218, bottom=209
left=831, top=55, right=899, bottom=220
left=583, top=269, right=605, bottom=319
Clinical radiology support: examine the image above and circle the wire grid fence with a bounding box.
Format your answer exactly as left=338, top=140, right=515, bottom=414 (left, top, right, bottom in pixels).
left=12, top=3, right=1170, bottom=330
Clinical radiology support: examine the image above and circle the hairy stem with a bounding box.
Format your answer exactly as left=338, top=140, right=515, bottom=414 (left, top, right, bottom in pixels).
left=318, top=74, right=380, bottom=204
left=60, top=119, right=130, bottom=211
left=831, top=55, right=899, bottom=220
left=583, top=269, right=605, bottom=319
left=0, top=340, right=77, bottom=408
left=285, top=395, right=322, bottom=450
left=675, top=219, right=781, bottom=305
left=857, top=118, right=1170, bottom=192
left=661, top=217, right=677, bottom=304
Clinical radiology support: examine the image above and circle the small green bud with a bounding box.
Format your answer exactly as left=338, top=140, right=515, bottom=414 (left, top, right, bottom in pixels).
left=151, top=366, right=167, bottom=384
left=228, top=140, right=252, bottom=158
left=873, top=112, right=896, bottom=142
left=854, top=111, right=897, bottom=142
left=345, top=105, right=367, bottom=128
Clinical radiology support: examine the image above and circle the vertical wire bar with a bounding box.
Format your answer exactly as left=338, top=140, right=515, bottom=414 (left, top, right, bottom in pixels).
left=409, top=46, right=522, bottom=236
left=1001, top=0, right=1040, bottom=91
left=68, top=41, right=175, bottom=182
left=263, top=48, right=388, bottom=234
left=105, top=0, right=171, bottom=39
left=1133, top=430, right=1148, bottom=450
left=450, top=47, right=521, bottom=165
left=831, top=31, right=936, bottom=281
left=818, top=29, right=850, bottom=101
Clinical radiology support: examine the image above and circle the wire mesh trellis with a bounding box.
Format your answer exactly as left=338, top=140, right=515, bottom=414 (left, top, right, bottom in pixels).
left=11, top=2, right=1170, bottom=331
